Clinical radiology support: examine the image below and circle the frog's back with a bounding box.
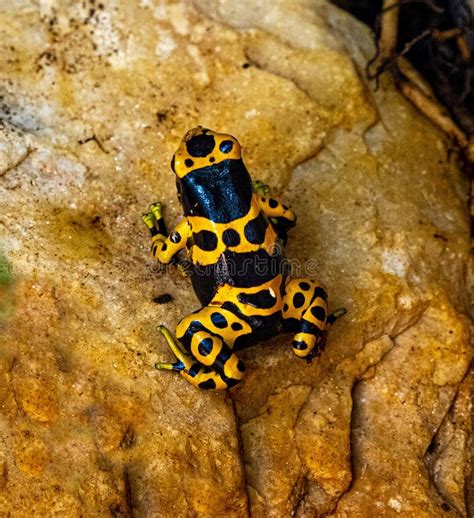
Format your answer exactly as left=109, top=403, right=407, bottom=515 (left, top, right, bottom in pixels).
left=173, top=127, right=288, bottom=339
left=187, top=192, right=288, bottom=296
left=187, top=194, right=288, bottom=344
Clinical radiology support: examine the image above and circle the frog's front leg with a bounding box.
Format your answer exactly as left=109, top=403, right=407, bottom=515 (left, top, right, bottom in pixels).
left=141, top=202, right=190, bottom=264
left=283, top=278, right=346, bottom=362
left=156, top=307, right=250, bottom=390
left=253, top=181, right=296, bottom=224
left=253, top=181, right=296, bottom=244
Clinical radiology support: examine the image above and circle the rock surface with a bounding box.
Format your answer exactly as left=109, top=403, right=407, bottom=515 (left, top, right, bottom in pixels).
left=0, top=0, right=471, bottom=516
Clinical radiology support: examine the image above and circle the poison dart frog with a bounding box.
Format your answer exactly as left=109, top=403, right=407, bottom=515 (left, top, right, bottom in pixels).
left=142, top=127, right=345, bottom=390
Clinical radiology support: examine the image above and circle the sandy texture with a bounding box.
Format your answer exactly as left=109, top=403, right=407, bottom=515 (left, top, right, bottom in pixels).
left=0, top=0, right=471, bottom=516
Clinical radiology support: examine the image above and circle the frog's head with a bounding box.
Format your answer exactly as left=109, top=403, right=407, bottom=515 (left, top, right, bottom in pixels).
left=172, top=127, right=253, bottom=222
left=171, top=126, right=241, bottom=179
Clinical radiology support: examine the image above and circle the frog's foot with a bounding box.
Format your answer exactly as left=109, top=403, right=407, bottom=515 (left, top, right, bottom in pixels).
left=149, top=202, right=163, bottom=225
left=141, top=211, right=158, bottom=236
left=301, top=308, right=347, bottom=362
left=141, top=202, right=168, bottom=238
left=155, top=325, right=191, bottom=370
left=176, top=260, right=193, bottom=278
left=296, top=308, right=347, bottom=357
left=253, top=179, right=271, bottom=197
left=327, top=308, right=347, bottom=325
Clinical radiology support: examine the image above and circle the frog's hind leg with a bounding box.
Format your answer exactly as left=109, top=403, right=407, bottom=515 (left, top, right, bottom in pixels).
left=181, top=329, right=245, bottom=390
left=283, top=278, right=345, bottom=362
left=155, top=306, right=248, bottom=390
left=175, top=307, right=249, bottom=390
left=155, top=325, right=230, bottom=390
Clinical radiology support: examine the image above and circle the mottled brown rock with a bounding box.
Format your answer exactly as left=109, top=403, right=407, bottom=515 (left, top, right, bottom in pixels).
left=0, top=0, right=471, bottom=516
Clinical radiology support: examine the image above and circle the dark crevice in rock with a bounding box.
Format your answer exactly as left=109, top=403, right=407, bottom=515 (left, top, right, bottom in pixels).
left=0, top=461, right=8, bottom=491
left=242, top=310, right=427, bottom=516
left=291, top=398, right=313, bottom=516
left=329, top=336, right=400, bottom=514
left=120, top=424, right=136, bottom=449
left=123, top=467, right=135, bottom=518
left=292, top=385, right=315, bottom=429
left=315, top=381, right=360, bottom=518
left=243, top=46, right=315, bottom=103
left=330, top=305, right=469, bottom=516
left=228, top=394, right=252, bottom=518
left=291, top=471, right=309, bottom=517
left=248, top=482, right=265, bottom=504
left=299, top=481, right=334, bottom=518
left=423, top=364, right=472, bottom=516
left=96, top=451, right=113, bottom=472
left=242, top=45, right=326, bottom=190
left=347, top=379, right=362, bottom=483
left=181, top=481, right=195, bottom=517
left=464, top=470, right=473, bottom=518
left=8, top=356, right=17, bottom=373
left=7, top=358, right=20, bottom=416
left=233, top=385, right=313, bottom=516
left=0, top=146, right=36, bottom=178
left=78, top=133, right=109, bottom=154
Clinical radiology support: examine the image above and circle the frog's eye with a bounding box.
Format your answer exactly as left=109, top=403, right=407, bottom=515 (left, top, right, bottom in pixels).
left=219, top=140, right=234, bottom=154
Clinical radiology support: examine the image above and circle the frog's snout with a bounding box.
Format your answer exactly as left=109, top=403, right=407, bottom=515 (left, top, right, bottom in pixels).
left=183, top=126, right=206, bottom=142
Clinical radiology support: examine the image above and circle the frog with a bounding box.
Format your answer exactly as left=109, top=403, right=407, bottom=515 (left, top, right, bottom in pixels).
left=142, top=126, right=345, bottom=390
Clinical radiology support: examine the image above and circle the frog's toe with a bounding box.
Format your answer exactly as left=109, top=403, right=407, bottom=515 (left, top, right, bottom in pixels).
left=177, top=260, right=192, bottom=278
left=141, top=211, right=155, bottom=229
left=157, top=325, right=186, bottom=353
left=156, top=325, right=192, bottom=368
left=327, top=308, right=347, bottom=325
left=149, top=202, right=163, bottom=219
left=147, top=202, right=169, bottom=237
left=307, top=333, right=328, bottom=364
left=253, top=179, right=271, bottom=196
left=155, top=360, right=184, bottom=372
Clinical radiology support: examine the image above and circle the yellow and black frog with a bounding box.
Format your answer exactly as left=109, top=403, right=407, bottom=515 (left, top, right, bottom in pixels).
left=142, top=127, right=345, bottom=390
